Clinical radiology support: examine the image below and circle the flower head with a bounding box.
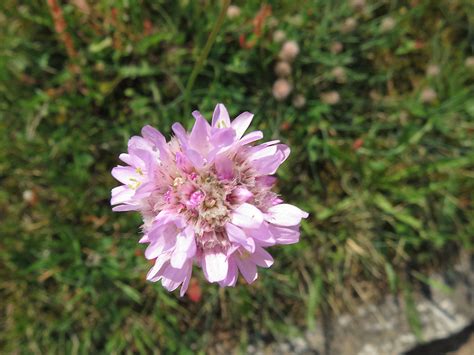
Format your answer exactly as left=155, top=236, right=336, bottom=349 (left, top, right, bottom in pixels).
left=273, top=30, right=286, bottom=43
left=279, top=40, right=300, bottom=62
left=275, top=61, right=292, bottom=77
left=272, top=79, right=293, bottom=101
left=292, top=94, right=306, bottom=108
left=320, top=91, right=340, bottom=105
left=426, top=64, right=440, bottom=77
left=465, top=56, right=474, bottom=69
left=420, top=87, right=437, bottom=103
left=380, top=17, right=396, bottom=32
left=111, top=104, right=308, bottom=295
left=341, top=18, right=357, bottom=33
left=226, top=5, right=241, bottom=19
left=330, top=41, right=344, bottom=54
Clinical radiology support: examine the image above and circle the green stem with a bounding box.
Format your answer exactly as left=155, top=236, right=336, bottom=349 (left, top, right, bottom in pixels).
left=184, top=0, right=231, bottom=114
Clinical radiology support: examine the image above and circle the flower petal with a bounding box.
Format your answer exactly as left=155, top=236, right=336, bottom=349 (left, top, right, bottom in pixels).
left=215, top=155, right=234, bottom=180
left=239, top=131, right=263, bottom=145
left=250, top=246, right=274, bottom=268
left=219, top=257, right=238, bottom=287
left=225, top=223, right=255, bottom=252
left=265, top=204, right=309, bottom=226
left=268, top=224, right=300, bottom=244
left=111, top=166, right=137, bottom=184
left=236, top=257, right=258, bottom=283
left=231, top=203, right=264, bottom=229
left=179, top=261, right=193, bottom=297
left=170, top=228, right=196, bottom=268
left=231, top=112, right=254, bottom=139
left=111, top=185, right=134, bottom=206
left=230, top=186, right=253, bottom=204
left=202, top=251, right=228, bottom=282
left=189, top=114, right=211, bottom=154
left=212, top=103, right=231, bottom=128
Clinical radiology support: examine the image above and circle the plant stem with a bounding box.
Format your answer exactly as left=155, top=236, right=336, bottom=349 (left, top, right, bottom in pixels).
left=184, top=0, right=231, bottom=114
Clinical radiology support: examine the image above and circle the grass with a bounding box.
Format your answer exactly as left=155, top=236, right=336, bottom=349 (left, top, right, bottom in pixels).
left=1, top=0, right=473, bottom=353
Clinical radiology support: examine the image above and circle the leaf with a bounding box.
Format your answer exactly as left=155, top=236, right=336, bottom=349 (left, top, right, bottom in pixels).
left=373, top=194, right=422, bottom=230
left=114, top=281, right=142, bottom=304
left=89, top=37, right=113, bottom=53
left=403, top=285, right=423, bottom=340
left=385, top=263, right=398, bottom=294
left=307, top=271, right=324, bottom=329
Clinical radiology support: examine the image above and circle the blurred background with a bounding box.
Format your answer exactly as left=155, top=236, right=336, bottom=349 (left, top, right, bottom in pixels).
left=1, top=0, right=473, bottom=353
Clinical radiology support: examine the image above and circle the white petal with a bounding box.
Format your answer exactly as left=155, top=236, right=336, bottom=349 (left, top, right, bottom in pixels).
left=265, top=204, right=309, bottom=226
left=170, top=229, right=196, bottom=268
left=231, top=203, right=264, bottom=229
left=203, top=252, right=228, bottom=282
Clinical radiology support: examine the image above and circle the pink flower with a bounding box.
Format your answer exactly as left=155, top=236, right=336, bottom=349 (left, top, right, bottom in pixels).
left=111, top=104, right=308, bottom=295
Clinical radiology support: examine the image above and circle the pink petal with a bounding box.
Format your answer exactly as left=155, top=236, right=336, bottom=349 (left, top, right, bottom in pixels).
left=239, top=131, right=263, bottom=146
left=145, top=240, right=164, bottom=260
left=225, top=223, right=255, bottom=252
left=184, top=148, right=205, bottom=169
left=236, top=258, right=258, bottom=283
left=160, top=264, right=187, bottom=291
left=230, top=186, right=253, bottom=204
left=112, top=204, right=139, bottom=212
left=231, top=203, right=264, bottom=229
left=138, top=235, right=149, bottom=243
left=175, top=152, right=193, bottom=173
left=215, top=155, right=234, bottom=180
left=170, top=228, right=196, bottom=268
left=255, top=176, right=277, bottom=188
left=146, top=254, right=170, bottom=281
left=212, top=103, right=231, bottom=128
left=202, top=252, right=228, bottom=282
left=141, top=125, right=166, bottom=147
left=250, top=246, right=274, bottom=268
left=219, top=257, right=238, bottom=287
left=119, top=153, right=134, bottom=166
left=111, top=166, right=137, bottom=184
left=211, top=127, right=235, bottom=147
left=246, top=223, right=276, bottom=246
left=231, top=112, right=254, bottom=139
left=249, top=144, right=279, bottom=160
left=141, top=125, right=171, bottom=162
left=268, top=224, right=300, bottom=244
left=179, top=261, right=193, bottom=297
left=189, top=115, right=211, bottom=154
left=128, top=136, right=153, bottom=152
left=250, top=144, right=290, bottom=175
left=171, top=122, right=189, bottom=148
left=110, top=185, right=134, bottom=205
left=265, top=204, right=309, bottom=226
